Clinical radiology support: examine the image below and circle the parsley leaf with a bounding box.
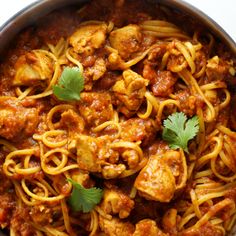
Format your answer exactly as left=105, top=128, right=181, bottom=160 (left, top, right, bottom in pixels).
left=162, top=112, right=199, bottom=153
left=53, top=67, right=84, bottom=101
left=68, top=179, right=103, bottom=213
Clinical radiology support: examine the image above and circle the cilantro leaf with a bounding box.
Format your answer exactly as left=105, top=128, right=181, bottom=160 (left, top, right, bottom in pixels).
left=53, top=67, right=84, bottom=101
left=67, top=179, right=103, bottom=213
left=162, top=112, right=199, bottom=153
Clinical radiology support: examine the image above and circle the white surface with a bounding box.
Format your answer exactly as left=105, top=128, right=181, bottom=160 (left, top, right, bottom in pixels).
left=0, top=0, right=235, bottom=42
left=184, top=0, right=236, bottom=42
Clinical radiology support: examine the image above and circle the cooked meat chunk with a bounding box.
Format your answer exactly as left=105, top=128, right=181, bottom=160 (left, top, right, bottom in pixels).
left=143, top=65, right=177, bottom=97
left=70, top=169, right=92, bottom=188
left=99, top=216, right=135, bottom=236
left=133, top=219, right=167, bottom=236
left=163, top=151, right=182, bottom=178
left=112, top=69, right=149, bottom=117
left=151, top=71, right=177, bottom=97
left=0, top=97, right=39, bottom=140
left=164, top=150, right=187, bottom=190
left=73, top=135, right=121, bottom=176
left=78, top=92, right=113, bottom=126
left=134, top=154, right=176, bottom=202
left=100, top=187, right=134, bottom=218
left=206, top=56, right=231, bottom=82
left=85, top=57, right=106, bottom=81
left=147, top=140, right=169, bottom=156
left=13, top=50, right=54, bottom=86
left=69, top=23, right=107, bottom=55
left=162, top=208, right=178, bottom=235
left=175, top=90, right=197, bottom=116
left=135, top=150, right=186, bottom=202
left=59, top=109, right=85, bottom=133
left=146, top=43, right=167, bottom=62
left=102, top=163, right=126, bottom=179
left=121, top=150, right=140, bottom=169
left=120, top=118, right=156, bottom=146
left=75, top=135, right=102, bottom=172
left=109, top=25, right=142, bottom=60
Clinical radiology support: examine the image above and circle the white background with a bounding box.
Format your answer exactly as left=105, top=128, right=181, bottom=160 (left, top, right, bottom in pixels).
left=0, top=0, right=235, bottom=42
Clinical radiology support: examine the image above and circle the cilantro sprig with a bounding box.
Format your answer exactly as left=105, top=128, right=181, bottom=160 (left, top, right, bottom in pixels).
left=68, top=179, right=103, bottom=213
left=53, top=67, right=84, bottom=101
left=162, top=112, right=199, bottom=153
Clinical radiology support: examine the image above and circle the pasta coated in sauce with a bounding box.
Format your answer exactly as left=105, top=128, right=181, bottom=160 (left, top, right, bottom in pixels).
left=0, top=0, right=236, bottom=235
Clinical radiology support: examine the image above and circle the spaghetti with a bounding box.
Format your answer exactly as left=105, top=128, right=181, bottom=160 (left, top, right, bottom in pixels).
left=0, top=0, right=235, bottom=236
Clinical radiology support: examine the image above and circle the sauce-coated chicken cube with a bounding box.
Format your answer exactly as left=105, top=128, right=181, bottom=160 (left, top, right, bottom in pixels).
left=13, top=51, right=54, bottom=86
left=100, top=187, right=134, bottom=218
left=134, top=154, right=176, bottom=202
left=109, top=25, right=142, bottom=60
left=99, top=216, right=135, bottom=236
left=69, top=23, right=107, bottom=55
left=0, top=97, right=39, bottom=140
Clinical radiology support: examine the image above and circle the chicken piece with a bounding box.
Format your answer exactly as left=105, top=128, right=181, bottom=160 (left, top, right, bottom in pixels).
left=70, top=135, right=122, bottom=176
left=99, top=216, right=135, bottom=236
left=112, top=69, right=149, bottom=117
left=102, top=164, right=126, bottom=179
left=162, top=208, right=178, bottom=235
left=78, top=92, right=113, bottom=126
left=109, top=25, right=142, bottom=60
left=75, top=135, right=102, bottom=172
left=107, top=49, right=127, bottom=70
left=13, top=50, right=54, bottom=86
left=133, top=219, right=167, bottom=236
left=206, top=56, right=231, bottom=82
left=85, top=58, right=106, bottom=81
left=122, top=150, right=140, bottom=169
left=147, top=140, right=170, bottom=156
left=134, top=154, right=176, bottom=202
left=0, top=97, right=39, bottom=140
left=120, top=118, right=156, bottom=147
left=162, top=151, right=182, bottom=178
left=143, top=65, right=177, bottom=97
left=69, top=23, right=107, bottom=55
left=146, top=43, right=167, bottom=62
left=100, top=187, right=134, bottom=219
left=70, top=169, right=92, bottom=188
left=175, top=90, right=197, bottom=116
left=164, top=150, right=187, bottom=190
left=135, top=150, right=186, bottom=202
left=59, top=109, right=85, bottom=133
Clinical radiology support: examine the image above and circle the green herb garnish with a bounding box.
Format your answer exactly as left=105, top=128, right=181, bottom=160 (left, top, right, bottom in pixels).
left=68, top=179, right=103, bottom=213
left=162, top=112, right=199, bottom=153
left=53, top=67, right=84, bottom=101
